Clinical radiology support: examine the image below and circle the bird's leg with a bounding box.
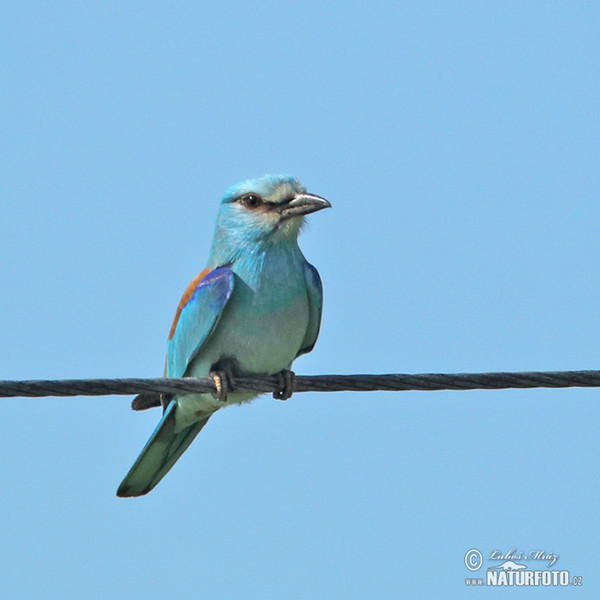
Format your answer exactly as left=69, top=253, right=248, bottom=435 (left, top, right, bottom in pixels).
left=210, top=369, right=236, bottom=402
left=274, top=369, right=296, bottom=400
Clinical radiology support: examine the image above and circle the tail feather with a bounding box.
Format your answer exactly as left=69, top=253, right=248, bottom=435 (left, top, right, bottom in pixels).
left=117, top=401, right=212, bottom=497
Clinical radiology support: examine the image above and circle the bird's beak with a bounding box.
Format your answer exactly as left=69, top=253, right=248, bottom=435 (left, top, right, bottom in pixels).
left=278, top=193, right=332, bottom=218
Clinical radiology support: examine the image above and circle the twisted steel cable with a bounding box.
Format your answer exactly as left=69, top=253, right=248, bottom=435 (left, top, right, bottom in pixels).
left=0, top=369, right=598, bottom=410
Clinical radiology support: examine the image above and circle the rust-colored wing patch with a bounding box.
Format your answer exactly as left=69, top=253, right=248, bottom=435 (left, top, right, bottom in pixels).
left=168, top=268, right=212, bottom=340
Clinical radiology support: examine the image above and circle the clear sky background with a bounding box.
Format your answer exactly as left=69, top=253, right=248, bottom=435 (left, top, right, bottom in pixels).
left=1, top=2, right=598, bottom=598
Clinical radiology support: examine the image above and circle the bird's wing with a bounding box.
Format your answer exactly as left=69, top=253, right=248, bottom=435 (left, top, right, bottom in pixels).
left=117, top=267, right=235, bottom=497
left=130, top=267, right=235, bottom=411
left=297, top=262, right=323, bottom=357
left=166, top=266, right=235, bottom=378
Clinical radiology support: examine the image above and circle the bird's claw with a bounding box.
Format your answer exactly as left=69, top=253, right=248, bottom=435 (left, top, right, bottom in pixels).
left=210, top=370, right=236, bottom=402
left=274, top=369, right=296, bottom=400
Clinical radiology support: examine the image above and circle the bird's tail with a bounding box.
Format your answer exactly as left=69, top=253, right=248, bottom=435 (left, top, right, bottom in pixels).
left=117, top=401, right=212, bottom=497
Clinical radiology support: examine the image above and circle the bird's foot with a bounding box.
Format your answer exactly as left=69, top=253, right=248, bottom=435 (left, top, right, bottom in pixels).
left=210, top=369, right=236, bottom=402
left=274, top=369, right=296, bottom=400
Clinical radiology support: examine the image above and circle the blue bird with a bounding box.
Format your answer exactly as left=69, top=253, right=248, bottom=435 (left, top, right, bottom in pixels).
left=117, top=175, right=330, bottom=497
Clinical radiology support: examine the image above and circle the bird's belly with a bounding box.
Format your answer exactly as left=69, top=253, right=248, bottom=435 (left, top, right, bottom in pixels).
left=175, top=287, right=309, bottom=429
left=209, top=289, right=310, bottom=374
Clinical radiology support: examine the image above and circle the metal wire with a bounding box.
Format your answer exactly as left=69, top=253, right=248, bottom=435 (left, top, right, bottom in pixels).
left=0, top=369, right=598, bottom=410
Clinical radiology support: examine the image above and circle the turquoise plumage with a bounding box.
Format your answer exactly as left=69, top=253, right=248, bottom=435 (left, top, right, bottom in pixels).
left=117, top=175, right=330, bottom=497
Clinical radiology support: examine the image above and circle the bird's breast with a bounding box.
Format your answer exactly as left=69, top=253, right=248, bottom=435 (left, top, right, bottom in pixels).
left=194, top=252, right=310, bottom=377
left=177, top=251, right=310, bottom=426
left=215, top=272, right=309, bottom=374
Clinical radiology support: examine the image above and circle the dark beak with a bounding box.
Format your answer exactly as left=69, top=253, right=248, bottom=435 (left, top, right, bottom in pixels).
left=278, top=193, right=331, bottom=218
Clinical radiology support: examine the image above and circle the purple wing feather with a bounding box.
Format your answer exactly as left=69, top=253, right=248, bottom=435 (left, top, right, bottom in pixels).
left=166, top=267, right=235, bottom=378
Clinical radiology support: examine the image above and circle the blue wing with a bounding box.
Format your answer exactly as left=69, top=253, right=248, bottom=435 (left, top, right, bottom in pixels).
left=297, top=262, right=323, bottom=357
left=167, top=267, right=235, bottom=378
left=117, top=267, right=235, bottom=497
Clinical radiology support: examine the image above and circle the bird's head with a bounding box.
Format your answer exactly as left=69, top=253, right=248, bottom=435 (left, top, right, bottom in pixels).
left=210, top=175, right=330, bottom=263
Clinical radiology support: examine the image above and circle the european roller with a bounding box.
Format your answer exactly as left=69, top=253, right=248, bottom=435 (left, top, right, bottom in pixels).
left=117, top=175, right=330, bottom=497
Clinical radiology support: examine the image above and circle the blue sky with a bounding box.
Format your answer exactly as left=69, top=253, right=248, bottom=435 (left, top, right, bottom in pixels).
left=1, top=1, right=598, bottom=597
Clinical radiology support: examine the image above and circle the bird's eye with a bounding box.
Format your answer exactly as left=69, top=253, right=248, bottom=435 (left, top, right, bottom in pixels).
left=239, top=193, right=262, bottom=209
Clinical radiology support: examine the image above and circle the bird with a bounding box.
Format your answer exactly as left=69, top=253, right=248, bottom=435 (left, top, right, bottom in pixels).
left=117, top=174, right=330, bottom=497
